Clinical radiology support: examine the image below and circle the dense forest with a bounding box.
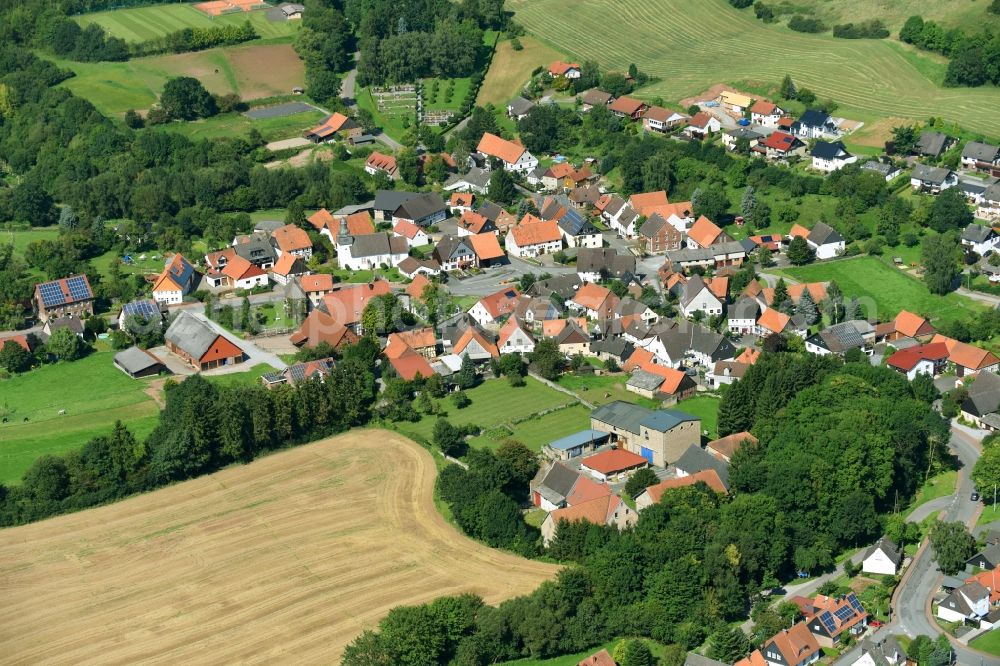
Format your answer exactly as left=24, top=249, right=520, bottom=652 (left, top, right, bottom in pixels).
left=344, top=355, right=946, bottom=665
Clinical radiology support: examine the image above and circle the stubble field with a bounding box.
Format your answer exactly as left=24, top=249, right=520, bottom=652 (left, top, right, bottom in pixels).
left=0, top=430, right=557, bottom=664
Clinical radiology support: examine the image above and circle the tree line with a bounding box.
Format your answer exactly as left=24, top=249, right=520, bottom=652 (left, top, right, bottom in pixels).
left=0, top=341, right=378, bottom=527
left=899, top=16, right=1000, bottom=88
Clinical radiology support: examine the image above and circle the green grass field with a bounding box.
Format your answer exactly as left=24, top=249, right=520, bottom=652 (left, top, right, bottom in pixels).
left=675, top=395, right=721, bottom=440
left=0, top=352, right=161, bottom=484
left=478, top=36, right=561, bottom=105
left=1, top=227, right=60, bottom=258
left=765, top=0, right=1000, bottom=35
left=499, top=639, right=672, bottom=665
left=422, top=77, right=472, bottom=113
left=394, top=377, right=577, bottom=444
left=469, top=404, right=592, bottom=451
left=74, top=5, right=299, bottom=43
left=555, top=372, right=659, bottom=409
left=49, top=42, right=304, bottom=116
left=510, top=0, right=1000, bottom=139
left=915, top=469, right=958, bottom=506
left=971, top=627, right=1000, bottom=656
left=152, top=108, right=324, bottom=141
left=772, top=255, right=984, bottom=327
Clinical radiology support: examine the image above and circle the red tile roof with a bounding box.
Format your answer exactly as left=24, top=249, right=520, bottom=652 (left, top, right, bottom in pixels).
left=887, top=342, right=949, bottom=371
left=271, top=224, right=312, bottom=253
left=477, top=132, right=526, bottom=165
left=322, top=280, right=391, bottom=326
left=510, top=219, right=561, bottom=246
left=896, top=310, right=934, bottom=338
left=300, top=273, right=335, bottom=292
left=469, top=233, right=505, bottom=261
left=763, top=131, right=799, bottom=152
left=549, top=60, right=581, bottom=76
left=687, top=215, right=724, bottom=248
left=609, top=96, right=646, bottom=115
left=642, top=469, right=728, bottom=502
left=476, top=286, right=520, bottom=319
left=406, top=274, right=432, bottom=300
left=582, top=448, right=648, bottom=475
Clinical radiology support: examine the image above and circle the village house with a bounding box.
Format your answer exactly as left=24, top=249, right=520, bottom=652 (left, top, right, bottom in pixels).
left=321, top=280, right=392, bottom=334
left=575, top=247, right=636, bottom=283
left=962, top=141, right=1000, bottom=174
left=364, top=151, right=398, bottom=179
left=811, top=140, right=857, bottom=172
left=449, top=192, right=475, bottom=215
left=209, top=255, right=268, bottom=291
left=579, top=88, right=614, bottom=112
left=721, top=90, right=753, bottom=115
left=933, top=334, right=1000, bottom=377
left=554, top=319, right=591, bottom=356
left=759, top=131, right=806, bottom=161
left=117, top=299, right=162, bottom=331
left=737, top=622, right=821, bottom=666
left=915, top=130, right=953, bottom=158
left=590, top=400, right=700, bottom=466
left=475, top=132, right=538, bottom=173
left=878, top=309, right=935, bottom=342
left=433, top=234, right=478, bottom=271
left=727, top=296, right=760, bottom=335
left=506, top=96, right=535, bottom=121
left=540, top=492, right=635, bottom=547
left=886, top=342, right=949, bottom=380
left=797, top=593, right=868, bottom=647
left=152, top=254, right=197, bottom=305
left=303, top=112, right=361, bottom=143
left=643, top=106, right=688, bottom=133
left=270, top=224, right=312, bottom=260
left=580, top=448, right=649, bottom=482
left=686, top=216, right=730, bottom=249
left=804, top=320, right=875, bottom=357
left=789, top=221, right=845, bottom=259
left=289, top=308, right=359, bottom=350
left=387, top=328, right=437, bottom=359
left=569, top=282, right=619, bottom=320
left=793, top=109, right=839, bottom=140
left=679, top=275, right=724, bottom=318
left=962, top=223, right=1000, bottom=256
left=979, top=183, right=1000, bottom=222
left=638, top=213, right=685, bottom=253
left=453, top=325, right=499, bottom=361
left=299, top=274, right=336, bottom=309
left=862, top=537, right=904, bottom=576
left=548, top=60, right=581, bottom=78
left=660, top=241, right=748, bottom=273
left=336, top=225, right=409, bottom=271
left=261, top=358, right=335, bottom=388
left=634, top=470, right=728, bottom=511
left=457, top=210, right=497, bottom=236
left=392, top=192, right=448, bottom=227
left=911, top=164, right=958, bottom=193
left=723, top=127, right=763, bottom=152
left=685, top=112, right=722, bottom=138
left=750, top=100, right=785, bottom=127
left=706, top=431, right=755, bottom=463
left=443, top=167, right=491, bottom=195
left=392, top=219, right=430, bottom=248
left=861, top=160, right=903, bottom=182
left=937, top=581, right=990, bottom=623
left=34, top=275, right=95, bottom=323
left=469, top=286, right=520, bottom=327
left=505, top=217, right=563, bottom=258
left=165, top=311, right=245, bottom=370
left=853, top=637, right=907, bottom=666
left=497, top=317, right=535, bottom=354
left=270, top=253, right=309, bottom=285
left=608, top=96, right=648, bottom=121
left=961, top=371, right=1000, bottom=430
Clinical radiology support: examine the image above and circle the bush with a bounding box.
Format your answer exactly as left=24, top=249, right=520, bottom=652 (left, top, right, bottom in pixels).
left=510, top=37, right=523, bottom=51
left=452, top=391, right=471, bottom=409
left=729, top=0, right=754, bottom=7
left=788, top=15, right=825, bottom=33
left=832, top=20, right=889, bottom=39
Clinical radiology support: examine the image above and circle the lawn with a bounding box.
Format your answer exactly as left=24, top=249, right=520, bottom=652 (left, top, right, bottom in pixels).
left=205, top=363, right=280, bottom=387
left=675, top=394, right=721, bottom=440
left=49, top=42, right=305, bottom=116
left=556, top=372, right=659, bottom=409
left=394, top=377, right=578, bottom=443
left=772, top=255, right=984, bottom=327
left=1, top=226, right=60, bottom=259
left=971, top=627, right=1000, bottom=656
left=423, top=77, right=472, bottom=113
left=510, top=0, right=1000, bottom=139
left=478, top=36, right=561, bottom=105
left=0, top=352, right=161, bottom=484
left=153, top=108, right=325, bottom=142
left=468, top=404, right=592, bottom=451
left=978, top=503, right=1000, bottom=526
left=74, top=4, right=299, bottom=43
left=914, top=470, right=958, bottom=506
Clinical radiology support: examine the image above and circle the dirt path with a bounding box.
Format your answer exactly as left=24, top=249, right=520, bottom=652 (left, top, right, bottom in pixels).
left=0, top=430, right=558, bottom=664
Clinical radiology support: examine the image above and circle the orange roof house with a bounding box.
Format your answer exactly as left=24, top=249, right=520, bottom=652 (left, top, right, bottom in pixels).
left=322, top=280, right=392, bottom=328
left=750, top=100, right=779, bottom=116
left=707, top=431, right=757, bottom=462
left=789, top=223, right=811, bottom=239
left=578, top=649, right=616, bottom=666
left=300, top=273, right=335, bottom=294
left=271, top=224, right=312, bottom=254
left=894, top=310, right=936, bottom=339
left=221, top=255, right=266, bottom=283
left=152, top=253, right=195, bottom=295
left=450, top=192, right=474, bottom=209
left=477, top=132, right=527, bottom=166
left=365, top=151, right=398, bottom=177
left=304, top=112, right=359, bottom=141
left=932, top=334, right=1000, bottom=375
left=706, top=276, right=729, bottom=300
left=966, top=567, right=1000, bottom=604
left=608, top=96, right=647, bottom=119
left=509, top=219, right=562, bottom=247
left=687, top=215, right=726, bottom=248
left=0, top=334, right=31, bottom=353
left=757, top=307, right=791, bottom=335
left=458, top=211, right=493, bottom=235
left=469, top=233, right=505, bottom=262
left=736, top=347, right=760, bottom=365
left=474, top=286, right=521, bottom=321
left=406, top=274, right=432, bottom=301
left=289, top=309, right=359, bottom=349
left=390, top=327, right=436, bottom=354
left=548, top=60, right=581, bottom=76
left=581, top=448, right=649, bottom=479
left=542, top=317, right=588, bottom=338
left=638, top=469, right=728, bottom=505
left=454, top=326, right=499, bottom=358
left=272, top=253, right=307, bottom=279
left=629, top=190, right=670, bottom=216
left=307, top=208, right=336, bottom=233
left=388, top=348, right=436, bottom=381
left=738, top=623, right=820, bottom=666
left=571, top=282, right=619, bottom=318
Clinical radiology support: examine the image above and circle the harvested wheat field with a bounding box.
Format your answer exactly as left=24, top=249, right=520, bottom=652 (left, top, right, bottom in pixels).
left=0, top=430, right=558, bottom=664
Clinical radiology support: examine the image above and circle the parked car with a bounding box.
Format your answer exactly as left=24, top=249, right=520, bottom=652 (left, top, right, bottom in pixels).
left=972, top=491, right=981, bottom=502
left=869, top=620, right=883, bottom=628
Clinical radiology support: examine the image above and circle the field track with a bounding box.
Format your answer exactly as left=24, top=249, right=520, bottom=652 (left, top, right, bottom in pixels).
left=0, top=430, right=557, bottom=664
left=510, top=0, right=1000, bottom=137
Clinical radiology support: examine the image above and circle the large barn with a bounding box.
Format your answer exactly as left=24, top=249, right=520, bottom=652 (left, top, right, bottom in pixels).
left=165, top=312, right=245, bottom=371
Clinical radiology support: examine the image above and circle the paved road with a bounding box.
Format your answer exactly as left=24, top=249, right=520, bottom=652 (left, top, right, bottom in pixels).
left=958, top=286, right=1000, bottom=307
left=839, top=427, right=1000, bottom=666
left=341, top=52, right=359, bottom=109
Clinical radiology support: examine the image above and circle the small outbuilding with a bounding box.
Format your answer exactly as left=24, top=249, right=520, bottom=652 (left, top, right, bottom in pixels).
left=113, top=346, right=168, bottom=379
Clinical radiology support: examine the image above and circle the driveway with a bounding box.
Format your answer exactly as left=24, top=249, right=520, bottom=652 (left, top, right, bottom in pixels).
left=341, top=52, right=360, bottom=108
left=184, top=311, right=288, bottom=373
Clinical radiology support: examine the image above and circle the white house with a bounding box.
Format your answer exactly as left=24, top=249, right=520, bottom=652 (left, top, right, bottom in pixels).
left=392, top=219, right=430, bottom=248
left=152, top=254, right=197, bottom=305
left=505, top=219, right=563, bottom=258
left=911, top=163, right=958, bottom=193
left=336, top=224, right=409, bottom=271
left=937, top=582, right=990, bottom=623
left=727, top=296, right=760, bottom=336
left=981, top=183, right=1000, bottom=221
left=861, top=538, right=903, bottom=576
left=851, top=637, right=907, bottom=666
left=498, top=317, right=536, bottom=354
left=468, top=286, right=520, bottom=327
left=750, top=100, right=784, bottom=127
left=791, top=222, right=844, bottom=260
left=810, top=140, right=857, bottom=173
left=962, top=223, right=1000, bottom=256
left=476, top=132, right=538, bottom=174
left=679, top=276, right=723, bottom=318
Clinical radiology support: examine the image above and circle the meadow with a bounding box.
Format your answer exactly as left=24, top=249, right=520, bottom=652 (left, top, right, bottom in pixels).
left=152, top=108, right=325, bottom=141
left=772, top=255, right=984, bottom=326
left=0, top=352, right=161, bottom=484
left=468, top=403, right=592, bottom=451
left=51, top=42, right=304, bottom=115
left=764, top=0, right=1000, bottom=35
left=510, top=0, right=1000, bottom=138
left=674, top=395, right=721, bottom=440
left=0, top=430, right=557, bottom=664
left=477, top=36, right=561, bottom=105
left=0, top=226, right=60, bottom=258
left=73, top=4, right=298, bottom=43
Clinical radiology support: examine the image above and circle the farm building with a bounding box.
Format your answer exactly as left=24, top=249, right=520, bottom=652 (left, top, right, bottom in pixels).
left=113, top=346, right=168, bottom=379
left=304, top=112, right=361, bottom=143
left=34, top=275, right=94, bottom=323
left=165, top=312, right=245, bottom=371
left=590, top=401, right=700, bottom=466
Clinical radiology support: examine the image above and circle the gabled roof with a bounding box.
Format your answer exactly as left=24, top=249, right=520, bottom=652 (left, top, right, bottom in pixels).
left=886, top=342, right=949, bottom=371
left=581, top=448, right=648, bottom=474
left=757, top=307, right=791, bottom=334
left=764, top=622, right=820, bottom=666
left=556, top=319, right=590, bottom=346
left=808, top=221, right=844, bottom=245
left=762, top=131, right=800, bottom=152
left=548, top=60, right=581, bottom=75
left=289, top=309, right=358, bottom=348
left=222, top=255, right=266, bottom=281
left=811, top=140, right=852, bottom=161
left=469, top=233, right=505, bottom=261
left=674, top=444, right=729, bottom=486
left=572, top=282, right=616, bottom=311
left=450, top=192, right=474, bottom=208
left=863, top=537, right=903, bottom=566
left=271, top=253, right=307, bottom=277
left=498, top=317, right=534, bottom=347
left=962, top=370, right=1000, bottom=417
left=578, top=648, right=616, bottom=666
left=347, top=233, right=409, bottom=259
left=687, top=215, right=724, bottom=248
left=405, top=274, right=432, bottom=300
left=300, top=273, right=335, bottom=293
left=963, top=141, right=1000, bottom=163
left=307, top=209, right=335, bottom=232
left=394, top=192, right=447, bottom=222
left=580, top=89, right=613, bottom=106
left=393, top=218, right=424, bottom=241
left=477, top=132, right=526, bottom=165
left=454, top=325, right=499, bottom=358
left=688, top=111, right=714, bottom=129
left=366, top=151, right=397, bottom=173
left=476, top=287, right=521, bottom=319
left=113, top=346, right=164, bottom=375
left=537, top=461, right=581, bottom=501
left=306, top=112, right=357, bottom=138
left=322, top=280, right=392, bottom=326
left=894, top=309, right=934, bottom=338
left=510, top=219, right=562, bottom=246
left=911, top=163, right=953, bottom=184
left=608, top=96, right=645, bottom=115
left=917, top=130, right=949, bottom=156
left=629, top=190, right=669, bottom=216
left=388, top=348, right=436, bottom=381
left=750, top=100, right=780, bottom=115
left=507, top=95, right=535, bottom=116
left=153, top=254, right=195, bottom=293
left=639, top=469, right=728, bottom=503
left=591, top=400, right=698, bottom=435
left=548, top=494, right=623, bottom=529
left=798, top=109, right=831, bottom=128
left=271, top=224, right=312, bottom=253
left=707, top=431, right=756, bottom=461
left=165, top=312, right=234, bottom=360
left=458, top=210, right=493, bottom=234
left=933, top=334, right=1000, bottom=371
left=963, top=223, right=997, bottom=244
left=434, top=234, right=476, bottom=262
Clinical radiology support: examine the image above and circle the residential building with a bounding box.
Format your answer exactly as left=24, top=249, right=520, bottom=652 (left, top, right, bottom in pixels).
left=915, top=131, right=952, bottom=158
left=299, top=274, right=336, bottom=309
left=579, top=89, right=614, bottom=112
left=270, top=253, right=309, bottom=285
left=643, top=106, right=688, bottom=132
left=469, top=286, right=520, bottom=326
left=707, top=431, right=756, bottom=463
left=442, top=167, right=491, bottom=194
left=270, top=224, right=312, bottom=260
left=680, top=275, right=724, bottom=318
left=579, top=649, right=617, bottom=666
left=723, top=127, right=762, bottom=152
left=590, top=401, right=700, bottom=466
left=674, top=444, right=730, bottom=487
left=933, top=334, right=1000, bottom=377
left=220, top=255, right=269, bottom=290
left=852, top=637, right=907, bottom=666
left=552, top=207, right=601, bottom=248
left=118, top=299, right=162, bottom=330
left=548, top=60, right=581, bottom=78
left=638, top=213, right=684, bottom=253
left=336, top=226, right=409, bottom=271
left=580, top=448, right=649, bottom=482
left=449, top=192, right=474, bottom=214
left=152, top=254, right=197, bottom=305
left=392, top=192, right=448, bottom=227
left=322, top=280, right=392, bottom=334
left=261, top=358, right=335, bottom=388
left=498, top=317, right=535, bottom=354
left=634, top=470, right=727, bottom=510
left=364, top=151, right=398, bottom=179
left=686, top=215, right=729, bottom=249
left=811, top=140, right=857, bottom=172
left=911, top=164, right=958, bottom=193
left=737, top=622, right=821, bottom=666
left=505, top=217, right=563, bottom=258
left=760, top=131, right=806, bottom=161
left=540, top=493, right=635, bottom=546
left=608, top=96, right=648, bottom=120
left=289, top=309, right=359, bottom=350
left=880, top=309, right=936, bottom=342
left=886, top=342, right=949, bottom=379
left=433, top=234, right=478, bottom=271
left=789, top=221, right=845, bottom=259
left=34, top=275, right=94, bottom=323
left=862, top=537, right=904, bottom=576
left=393, top=219, right=430, bottom=248
left=457, top=210, right=496, bottom=236
left=804, top=320, right=875, bottom=357
left=750, top=100, right=784, bottom=127
left=961, top=371, right=1000, bottom=430
left=685, top=111, right=722, bottom=138
left=728, top=296, right=760, bottom=335
left=576, top=248, right=637, bottom=283
left=937, top=581, right=990, bottom=623
left=861, top=160, right=902, bottom=181
left=387, top=328, right=437, bottom=359
left=468, top=233, right=505, bottom=266
left=570, top=282, right=619, bottom=320
left=554, top=319, right=591, bottom=356
left=799, top=593, right=868, bottom=647
left=475, top=132, right=538, bottom=173
left=506, top=95, right=535, bottom=120
left=962, top=223, right=1000, bottom=256
left=165, top=312, right=244, bottom=370
left=453, top=324, right=499, bottom=361
left=793, top=109, right=839, bottom=139
left=962, top=141, right=1000, bottom=173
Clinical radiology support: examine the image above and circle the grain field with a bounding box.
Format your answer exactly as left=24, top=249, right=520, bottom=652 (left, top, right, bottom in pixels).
left=0, top=430, right=558, bottom=664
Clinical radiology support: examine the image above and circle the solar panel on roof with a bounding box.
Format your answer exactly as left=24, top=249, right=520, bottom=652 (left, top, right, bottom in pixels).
left=834, top=605, right=855, bottom=622
left=65, top=276, right=91, bottom=302
left=847, top=594, right=865, bottom=614
left=124, top=300, right=159, bottom=319
left=39, top=282, right=65, bottom=307
left=819, top=611, right=837, bottom=633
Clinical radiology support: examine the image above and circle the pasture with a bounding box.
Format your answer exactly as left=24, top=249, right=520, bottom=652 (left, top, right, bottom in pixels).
left=153, top=108, right=325, bottom=141
left=0, top=430, right=557, bottom=664
left=772, top=255, right=983, bottom=326
left=510, top=0, right=1000, bottom=138
left=53, top=42, right=304, bottom=116
left=478, top=36, right=561, bottom=106
left=1, top=226, right=60, bottom=259
left=0, top=352, right=160, bottom=485
left=73, top=4, right=299, bottom=43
